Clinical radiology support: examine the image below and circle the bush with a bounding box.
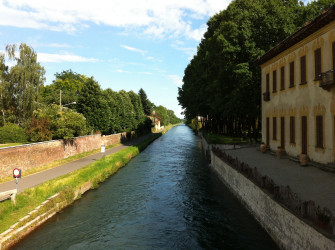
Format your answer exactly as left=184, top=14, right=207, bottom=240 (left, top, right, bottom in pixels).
left=0, top=123, right=28, bottom=143
left=26, top=117, right=53, bottom=142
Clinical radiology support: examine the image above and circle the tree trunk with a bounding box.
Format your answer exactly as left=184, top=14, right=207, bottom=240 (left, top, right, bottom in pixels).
left=0, top=90, right=5, bottom=125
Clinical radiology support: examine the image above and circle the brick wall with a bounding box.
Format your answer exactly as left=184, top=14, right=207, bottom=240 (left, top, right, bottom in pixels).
left=0, top=132, right=133, bottom=178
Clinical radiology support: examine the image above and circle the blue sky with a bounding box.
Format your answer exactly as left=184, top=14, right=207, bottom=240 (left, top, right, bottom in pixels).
left=0, top=0, right=313, bottom=118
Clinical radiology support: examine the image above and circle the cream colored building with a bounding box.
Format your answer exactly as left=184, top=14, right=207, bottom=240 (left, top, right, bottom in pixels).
left=256, top=6, right=335, bottom=164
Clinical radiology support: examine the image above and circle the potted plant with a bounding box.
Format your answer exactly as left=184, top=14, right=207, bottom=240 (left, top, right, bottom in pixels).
left=260, top=142, right=267, bottom=153
left=300, top=153, right=308, bottom=166
left=276, top=146, right=282, bottom=158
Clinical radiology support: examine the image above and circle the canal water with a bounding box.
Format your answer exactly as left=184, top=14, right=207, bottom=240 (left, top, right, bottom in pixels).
left=14, top=124, right=278, bottom=249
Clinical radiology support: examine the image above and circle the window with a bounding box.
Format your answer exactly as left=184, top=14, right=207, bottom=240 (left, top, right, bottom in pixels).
left=314, top=48, right=321, bottom=80
left=266, top=117, right=270, bottom=145
left=316, top=115, right=323, bottom=148
left=280, top=66, right=285, bottom=90
left=289, top=61, right=294, bottom=87
left=273, top=117, right=277, bottom=140
left=266, top=73, right=269, bottom=92
left=301, top=116, right=307, bottom=154
left=333, top=41, right=335, bottom=70
left=280, top=117, right=285, bottom=149
left=273, top=70, right=277, bottom=92
left=290, top=116, right=295, bottom=143
left=300, top=56, right=306, bottom=84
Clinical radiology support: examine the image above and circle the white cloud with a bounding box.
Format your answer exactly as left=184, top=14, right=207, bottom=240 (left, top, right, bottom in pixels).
left=120, top=45, right=146, bottom=56
left=37, top=52, right=99, bottom=63
left=139, top=72, right=152, bottom=75
left=168, top=74, right=183, bottom=86
left=115, top=69, right=130, bottom=73
left=171, top=41, right=196, bottom=57
left=0, top=0, right=231, bottom=40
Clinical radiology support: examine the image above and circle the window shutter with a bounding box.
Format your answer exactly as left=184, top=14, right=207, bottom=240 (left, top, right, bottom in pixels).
left=315, top=48, right=321, bottom=79
left=300, top=56, right=306, bottom=84
left=290, top=116, right=295, bottom=143
left=266, top=74, right=269, bottom=92
left=281, top=117, right=285, bottom=149
left=266, top=117, right=269, bottom=145
left=273, top=117, right=276, bottom=140
left=273, top=70, right=277, bottom=92
left=301, top=116, right=307, bottom=154
left=280, top=66, right=285, bottom=90
left=290, top=62, right=294, bottom=87
left=316, top=115, right=323, bottom=148
left=332, top=41, right=335, bottom=70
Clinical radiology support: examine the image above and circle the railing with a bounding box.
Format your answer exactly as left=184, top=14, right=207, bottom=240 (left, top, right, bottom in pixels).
left=320, top=70, right=335, bottom=90
left=263, top=92, right=270, bottom=101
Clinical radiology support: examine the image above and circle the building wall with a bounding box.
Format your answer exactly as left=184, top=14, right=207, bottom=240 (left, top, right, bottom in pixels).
left=261, top=21, right=335, bottom=164
left=0, top=132, right=130, bottom=178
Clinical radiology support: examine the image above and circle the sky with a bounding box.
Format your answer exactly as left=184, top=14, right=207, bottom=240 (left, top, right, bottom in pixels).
left=0, top=0, right=313, bottom=118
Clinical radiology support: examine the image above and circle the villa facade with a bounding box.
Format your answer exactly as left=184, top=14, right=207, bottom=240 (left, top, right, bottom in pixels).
left=256, top=5, right=335, bottom=164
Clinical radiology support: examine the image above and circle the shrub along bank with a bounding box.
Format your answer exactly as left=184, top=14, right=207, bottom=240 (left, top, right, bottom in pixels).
left=0, top=132, right=163, bottom=248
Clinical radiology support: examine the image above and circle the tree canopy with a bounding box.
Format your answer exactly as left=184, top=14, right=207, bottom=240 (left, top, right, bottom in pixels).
left=178, top=0, right=334, bottom=139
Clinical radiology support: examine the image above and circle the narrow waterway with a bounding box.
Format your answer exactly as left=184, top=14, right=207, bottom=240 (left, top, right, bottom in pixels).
left=14, top=125, right=278, bottom=249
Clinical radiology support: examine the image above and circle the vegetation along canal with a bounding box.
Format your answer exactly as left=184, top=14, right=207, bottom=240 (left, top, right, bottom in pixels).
left=14, top=125, right=278, bottom=249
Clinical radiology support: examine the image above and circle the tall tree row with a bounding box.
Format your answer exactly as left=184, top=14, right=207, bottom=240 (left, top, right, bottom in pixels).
left=0, top=43, right=181, bottom=143
left=178, top=0, right=335, bottom=139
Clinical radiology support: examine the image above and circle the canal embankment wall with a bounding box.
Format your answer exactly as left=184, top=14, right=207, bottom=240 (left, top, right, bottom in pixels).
left=0, top=132, right=134, bottom=178
left=200, top=135, right=335, bottom=250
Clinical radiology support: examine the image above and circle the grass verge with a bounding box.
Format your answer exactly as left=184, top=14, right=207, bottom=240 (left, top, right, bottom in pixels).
left=203, top=132, right=248, bottom=144
left=0, top=143, right=23, bottom=149
left=0, top=133, right=161, bottom=234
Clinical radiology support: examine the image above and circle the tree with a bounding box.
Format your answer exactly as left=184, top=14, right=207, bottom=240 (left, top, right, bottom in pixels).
left=102, top=88, right=120, bottom=134
left=0, top=53, right=9, bottom=126
left=138, top=88, right=152, bottom=115
left=26, top=117, right=53, bottom=142
left=40, top=69, right=85, bottom=106
left=32, top=104, right=87, bottom=140
left=117, top=90, right=136, bottom=131
left=128, top=91, right=145, bottom=129
left=178, top=0, right=328, bottom=139
left=6, top=43, right=45, bottom=124
left=154, top=105, right=168, bottom=126
left=167, top=109, right=181, bottom=124
left=76, top=77, right=111, bottom=134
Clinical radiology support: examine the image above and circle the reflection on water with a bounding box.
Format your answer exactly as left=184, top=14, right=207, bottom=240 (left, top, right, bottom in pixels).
left=14, top=124, right=278, bottom=250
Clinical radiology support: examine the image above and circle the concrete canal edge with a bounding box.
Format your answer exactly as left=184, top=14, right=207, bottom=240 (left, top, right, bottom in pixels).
left=0, top=129, right=172, bottom=250
left=201, top=136, right=335, bottom=250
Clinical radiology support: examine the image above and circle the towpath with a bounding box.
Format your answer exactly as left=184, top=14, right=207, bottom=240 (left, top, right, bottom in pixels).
left=218, top=145, right=335, bottom=215
left=0, top=133, right=156, bottom=194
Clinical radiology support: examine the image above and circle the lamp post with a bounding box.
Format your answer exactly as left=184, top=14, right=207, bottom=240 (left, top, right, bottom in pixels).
left=63, top=102, right=77, bottom=107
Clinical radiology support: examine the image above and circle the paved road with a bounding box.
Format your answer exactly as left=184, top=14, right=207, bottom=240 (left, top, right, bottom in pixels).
left=223, top=146, right=335, bottom=214
left=0, top=133, right=156, bottom=194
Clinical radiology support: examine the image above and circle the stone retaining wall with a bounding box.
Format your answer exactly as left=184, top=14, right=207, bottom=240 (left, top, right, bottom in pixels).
left=201, top=136, right=335, bottom=249
left=0, top=132, right=131, bottom=178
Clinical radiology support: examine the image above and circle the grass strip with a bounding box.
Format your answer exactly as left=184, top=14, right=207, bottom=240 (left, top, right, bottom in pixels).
left=0, top=143, right=23, bottom=149
left=0, top=133, right=160, bottom=234
left=0, top=143, right=121, bottom=185
left=203, top=132, right=248, bottom=144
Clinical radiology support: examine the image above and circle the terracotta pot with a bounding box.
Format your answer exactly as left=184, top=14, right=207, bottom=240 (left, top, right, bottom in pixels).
left=260, top=143, right=267, bottom=153
left=300, top=154, right=308, bottom=166
left=276, top=147, right=282, bottom=158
